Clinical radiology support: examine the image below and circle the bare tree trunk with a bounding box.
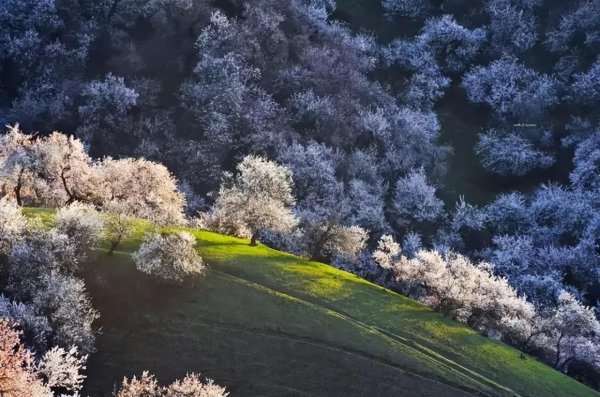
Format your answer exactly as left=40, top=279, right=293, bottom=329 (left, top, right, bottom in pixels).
left=250, top=231, right=260, bottom=246
left=108, top=239, right=119, bottom=255
left=61, top=167, right=77, bottom=205
left=14, top=175, right=23, bottom=206
left=554, top=334, right=564, bottom=368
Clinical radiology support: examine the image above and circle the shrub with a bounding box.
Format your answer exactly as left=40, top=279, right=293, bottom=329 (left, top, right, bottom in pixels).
left=54, top=202, right=103, bottom=260
left=133, top=232, right=205, bottom=284
left=38, top=346, right=87, bottom=392
left=0, top=197, right=28, bottom=258
left=114, top=371, right=228, bottom=397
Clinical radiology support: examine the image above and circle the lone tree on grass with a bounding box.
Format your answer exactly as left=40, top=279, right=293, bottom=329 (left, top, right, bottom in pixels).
left=133, top=232, right=205, bottom=285
left=213, top=155, right=298, bottom=246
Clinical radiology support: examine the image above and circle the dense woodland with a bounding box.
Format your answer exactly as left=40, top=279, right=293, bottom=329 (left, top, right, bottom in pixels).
left=1, top=0, right=600, bottom=394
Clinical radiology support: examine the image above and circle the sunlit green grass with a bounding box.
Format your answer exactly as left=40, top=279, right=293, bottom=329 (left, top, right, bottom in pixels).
left=24, top=208, right=600, bottom=397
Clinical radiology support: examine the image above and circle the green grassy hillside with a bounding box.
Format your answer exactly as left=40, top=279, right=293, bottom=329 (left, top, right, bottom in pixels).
left=24, top=208, right=600, bottom=397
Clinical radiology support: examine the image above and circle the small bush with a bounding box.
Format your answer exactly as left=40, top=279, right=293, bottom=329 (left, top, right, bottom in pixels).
left=54, top=202, right=103, bottom=260
left=132, top=232, right=205, bottom=284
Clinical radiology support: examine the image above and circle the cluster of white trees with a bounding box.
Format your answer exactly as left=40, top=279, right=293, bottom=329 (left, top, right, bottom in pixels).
left=114, top=371, right=227, bottom=397
left=0, top=198, right=100, bottom=355
left=0, top=137, right=212, bottom=394
left=0, top=199, right=98, bottom=397
left=200, top=155, right=368, bottom=261
left=373, top=236, right=534, bottom=336
left=372, top=235, right=600, bottom=372
left=0, top=126, right=185, bottom=225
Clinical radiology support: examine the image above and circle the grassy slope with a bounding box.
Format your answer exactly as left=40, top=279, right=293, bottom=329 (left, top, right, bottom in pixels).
left=24, top=208, right=600, bottom=397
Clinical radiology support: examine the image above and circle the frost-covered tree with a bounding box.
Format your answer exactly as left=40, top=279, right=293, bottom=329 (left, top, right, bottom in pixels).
left=212, top=156, right=297, bottom=246
left=485, top=0, right=541, bottom=53
left=459, top=180, right=600, bottom=310
left=38, top=346, right=87, bottom=392
left=484, top=192, right=530, bottom=234
left=133, top=232, right=205, bottom=284
left=381, top=0, right=431, bottom=19
left=418, top=15, right=486, bottom=74
left=546, top=0, right=600, bottom=53
left=462, top=57, right=558, bottom=121
left=392, top=168, right=445, bottom=226
left=277, top=141, right=343, bottom=217
left=180, top=11, right=281, bottom=170
left=0, top=0, right=90, bottom=128
left=475, top=130, right=555, bottom=176
left=78, top=74, right=139, bottom=151
left=382, top=40, right=450, bottom=109
left=569, top=57, right=600, bottom=106
left=570, top=127, right=600, bottom=191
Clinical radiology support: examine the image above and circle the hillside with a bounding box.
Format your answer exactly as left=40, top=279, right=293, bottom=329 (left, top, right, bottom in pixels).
left=23, top=208, right=600, bottom=397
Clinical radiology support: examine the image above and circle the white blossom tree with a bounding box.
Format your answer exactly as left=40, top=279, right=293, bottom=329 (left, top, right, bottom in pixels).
left=38, top=346, right=87, bottom=392
left=373, top=237, right=535, bottom=336
left=0, top=197, right=28, bottom=258
left=54, top=202, right=103, bottom=260
left=0, top=125, right=36, bottom=205
left=30, top=132, right=95, bottom=206
left=165, top=373, right=229, bottom=397
left=547, top=292, right=600, bottom=371
left=95, top=157, right=186, bottom=225
left=114, top=371, right=228, bottom=397
left=30, top=272, right=99, bottom=354
left=0, top=127, right=95, bottom=206
left=320, top=225, right=368, bottom=261
left=212, top=155, right=298, bottom=246
left=133, top=232, right=205, bottom=284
